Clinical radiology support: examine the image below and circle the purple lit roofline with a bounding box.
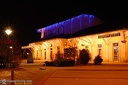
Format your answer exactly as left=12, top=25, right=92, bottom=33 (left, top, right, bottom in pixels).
left=37, top=14, right=94, bottom=33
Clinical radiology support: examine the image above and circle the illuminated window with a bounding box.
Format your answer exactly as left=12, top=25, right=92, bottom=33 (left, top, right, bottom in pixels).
left=50, top=48, right=53, bottom=60
left=57, top=46, right=60, bottom=54
left=113, top=43, right=119, bottom=61
left=98, top=44, right=102, bottom=56
left=44, top=49, right=46, bottom=60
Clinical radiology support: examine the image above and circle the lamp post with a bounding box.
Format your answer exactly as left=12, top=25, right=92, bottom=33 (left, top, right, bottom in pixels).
left=5, top=29, right=14, bottom=85
left=5, top=29, right=12, bottom=67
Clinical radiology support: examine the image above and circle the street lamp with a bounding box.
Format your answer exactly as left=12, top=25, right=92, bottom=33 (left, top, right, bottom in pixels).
left=5, top=29, right=12, bottom=66
left=5, top=29, right=12, bottom=35
left=5, top=29, right=14, bottom=85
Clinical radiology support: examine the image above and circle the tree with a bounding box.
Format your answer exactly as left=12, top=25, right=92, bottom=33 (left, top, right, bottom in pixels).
left=0, top=35, right=22, bottom=68
left=79, top=49, right=90, bottom=64
left=64, top=47, right=77, bottom=60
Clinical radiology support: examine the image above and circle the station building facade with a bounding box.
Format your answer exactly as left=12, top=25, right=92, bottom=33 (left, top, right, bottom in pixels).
left=22, top=14, right=128, bottom=63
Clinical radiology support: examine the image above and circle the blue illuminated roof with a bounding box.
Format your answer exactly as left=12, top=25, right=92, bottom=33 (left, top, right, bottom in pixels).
left=37, top=14, right=95, bottom=33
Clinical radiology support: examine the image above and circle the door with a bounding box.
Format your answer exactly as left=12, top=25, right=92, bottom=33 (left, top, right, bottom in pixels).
left=113, top=43, right=119, bottom=62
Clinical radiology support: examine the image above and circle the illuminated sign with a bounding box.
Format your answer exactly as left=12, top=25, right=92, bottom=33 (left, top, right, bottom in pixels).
left=98, top=33, right=120, bottom=38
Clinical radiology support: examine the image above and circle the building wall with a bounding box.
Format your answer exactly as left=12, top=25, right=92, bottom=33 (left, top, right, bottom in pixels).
left=22, top=30, right=128, bottom=63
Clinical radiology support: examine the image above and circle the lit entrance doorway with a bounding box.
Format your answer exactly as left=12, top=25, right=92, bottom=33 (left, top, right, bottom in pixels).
left=113, top=43, right=119, bottom=62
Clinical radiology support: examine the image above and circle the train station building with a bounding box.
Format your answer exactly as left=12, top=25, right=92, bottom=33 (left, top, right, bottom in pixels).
left=22, top=14, right=128, bottom=63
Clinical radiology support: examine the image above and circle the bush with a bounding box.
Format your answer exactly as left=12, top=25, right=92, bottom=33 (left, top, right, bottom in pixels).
left=27, top=60, right=33, bottom=63
left=54, top=59, right=75, bottom=67
left=45, top=61, right=54, bottom=66
left=94, top=55, right=103, bottom=65
left=0, top=65, right=6, bottom=69
left=0, top=56, right=6, bottom=69
left=79, top=49, right=90, bottom=64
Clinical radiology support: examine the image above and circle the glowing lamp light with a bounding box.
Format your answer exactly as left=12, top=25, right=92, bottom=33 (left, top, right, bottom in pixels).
left=5, top=29, right=12, bottom=35
left=10, top=46, right=13, bottom=49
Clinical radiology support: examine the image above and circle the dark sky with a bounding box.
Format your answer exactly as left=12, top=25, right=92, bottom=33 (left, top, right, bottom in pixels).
left=0, top=0, right=127, bottom=46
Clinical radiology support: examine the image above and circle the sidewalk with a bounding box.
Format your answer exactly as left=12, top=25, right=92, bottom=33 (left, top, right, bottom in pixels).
left=1, top=62, right=128, bottom=85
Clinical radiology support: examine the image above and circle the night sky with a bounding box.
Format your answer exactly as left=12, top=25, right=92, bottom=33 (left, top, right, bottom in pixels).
left=0, top=0, right=127, bottom=46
